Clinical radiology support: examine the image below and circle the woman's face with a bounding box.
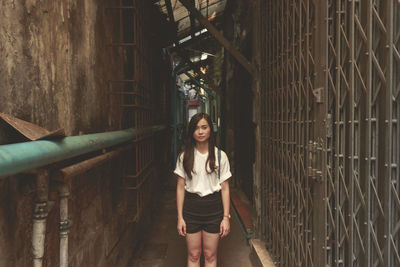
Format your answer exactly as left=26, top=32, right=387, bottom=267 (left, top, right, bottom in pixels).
left=193, top=118, right=210, bottom=144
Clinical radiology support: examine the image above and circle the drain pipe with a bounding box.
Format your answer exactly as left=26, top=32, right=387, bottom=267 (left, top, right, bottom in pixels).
left=57, top=183, right=70, bottom=267
left=32, top=170, right=51, bottom=267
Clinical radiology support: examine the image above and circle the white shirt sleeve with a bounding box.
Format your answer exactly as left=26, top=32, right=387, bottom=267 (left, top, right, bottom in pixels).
left=173, top=153, right=186, bottom=179
left=219, top=150, right=232, bottom=183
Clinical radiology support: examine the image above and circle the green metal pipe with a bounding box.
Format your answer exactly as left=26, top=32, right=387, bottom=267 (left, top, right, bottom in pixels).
left=0, top=125, right=164, bottom=178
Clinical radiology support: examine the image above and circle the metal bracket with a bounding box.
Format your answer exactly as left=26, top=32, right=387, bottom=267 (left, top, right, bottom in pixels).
left=312, top=87, right=324, bottom=103
left=326, top=114, right=332, bottom=138
left=59, top=219, right=73, bottom=232
left=308, top=141, right=324, bottom=184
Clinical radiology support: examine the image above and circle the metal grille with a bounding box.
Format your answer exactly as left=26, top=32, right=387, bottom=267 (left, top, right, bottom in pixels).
left=255, top=0, right=400, bottom=266
left=106, top=0, right=162, bottom=222
left=259, top=1, right=315, bottom=266
left=387, top=1, right=400, bottom=265
left=326, top=2, right=337, bottom=265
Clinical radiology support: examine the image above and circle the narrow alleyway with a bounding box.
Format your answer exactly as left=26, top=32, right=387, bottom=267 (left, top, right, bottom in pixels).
left=128, top=175, right=252, bottom=267
left=2, top=0, right=398, bottom=266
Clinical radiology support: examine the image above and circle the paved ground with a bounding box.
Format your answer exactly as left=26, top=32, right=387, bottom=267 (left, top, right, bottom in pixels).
left=129, top=176, right=252, bottom=267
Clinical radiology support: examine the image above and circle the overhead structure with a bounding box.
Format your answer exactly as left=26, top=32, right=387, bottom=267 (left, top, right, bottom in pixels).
left=155, top=0, right=227, bottom=39
left=178, top=0, right=256, bottom=75
left=156, top=0, right=255, bottom=75
left=164, top=0, right=179, bottom=44
left=178, top=51, right=222, bottom=96
left=158, top=0, right=223, bottom=95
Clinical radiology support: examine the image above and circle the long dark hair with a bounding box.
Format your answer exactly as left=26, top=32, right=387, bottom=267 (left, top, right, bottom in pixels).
left=180, top=113, right=216, bottom=179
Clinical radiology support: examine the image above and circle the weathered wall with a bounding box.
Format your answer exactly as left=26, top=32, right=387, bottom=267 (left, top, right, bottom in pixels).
left=0, top=150, right=164, bottom=267
left=0, top=174, right=36, bottom=267
left=0, top=0, right=118, bottom=135
left=0, top=1, right=120, bottom=265
left=0, top=1, right=171, bottom=266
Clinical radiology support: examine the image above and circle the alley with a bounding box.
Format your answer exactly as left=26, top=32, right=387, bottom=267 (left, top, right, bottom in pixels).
left=1, top=0, right=400, bottom=266
left=128, top=175, right=252, bottom=267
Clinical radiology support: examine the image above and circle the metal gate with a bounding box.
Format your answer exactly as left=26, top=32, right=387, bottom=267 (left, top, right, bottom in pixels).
left=254, top=0, right=400, bottom=266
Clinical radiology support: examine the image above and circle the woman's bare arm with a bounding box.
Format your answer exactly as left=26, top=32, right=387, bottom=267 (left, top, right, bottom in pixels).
left=220, top=180, right=230, bottom=237
left=176, top=176, right=186, bottom=236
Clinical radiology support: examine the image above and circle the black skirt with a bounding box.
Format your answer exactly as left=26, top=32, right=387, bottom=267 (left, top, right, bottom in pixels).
left=183, top=191, right=223, bottom=233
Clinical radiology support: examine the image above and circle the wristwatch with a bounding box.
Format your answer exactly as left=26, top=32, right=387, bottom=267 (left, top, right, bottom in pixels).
left=223, top=214, right=231, bottom=219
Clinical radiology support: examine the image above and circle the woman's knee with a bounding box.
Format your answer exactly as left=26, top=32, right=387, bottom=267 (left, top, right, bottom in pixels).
left=203, top=249, right=217, bottom=263
left=188, top=249, right=202, bottom=263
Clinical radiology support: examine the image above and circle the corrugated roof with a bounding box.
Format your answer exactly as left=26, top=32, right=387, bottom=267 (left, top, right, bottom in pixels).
left=155, top=0, right=226, bottom=36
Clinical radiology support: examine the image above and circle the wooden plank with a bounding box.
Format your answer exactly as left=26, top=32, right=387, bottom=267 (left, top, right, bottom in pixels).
left=178, top=0, right=256, bottom=75
left=165, top=0, right=178, bottom=44
left=189, top=0, right=196, bottom=38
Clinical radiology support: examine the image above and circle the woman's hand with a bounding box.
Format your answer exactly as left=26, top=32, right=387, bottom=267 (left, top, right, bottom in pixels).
left=220, top=217, right=230, bottom=238
left=177, top=217, right=187, bottom=236
left=176, top=177, right=186, bottom=236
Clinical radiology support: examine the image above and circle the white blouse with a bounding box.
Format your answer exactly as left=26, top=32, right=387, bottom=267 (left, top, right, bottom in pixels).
left=174, top=147, right=232, bottom=197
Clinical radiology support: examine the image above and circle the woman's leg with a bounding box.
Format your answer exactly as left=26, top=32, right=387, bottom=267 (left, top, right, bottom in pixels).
left=186, top=231, right=202, bottom=267
left=202, top=230, right=220, bottom=267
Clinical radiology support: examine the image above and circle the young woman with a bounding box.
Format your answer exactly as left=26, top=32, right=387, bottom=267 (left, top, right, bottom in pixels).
left=174, top=113, right=232, bottom=267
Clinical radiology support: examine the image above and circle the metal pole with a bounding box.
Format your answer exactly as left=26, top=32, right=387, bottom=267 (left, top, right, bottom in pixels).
left=0, top=125, right=164, bottom=178
left=172, top=62, right=186, bottom=168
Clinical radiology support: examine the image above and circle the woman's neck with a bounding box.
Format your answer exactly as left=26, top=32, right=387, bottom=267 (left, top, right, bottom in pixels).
left=195, top=142, right=209, bottom=154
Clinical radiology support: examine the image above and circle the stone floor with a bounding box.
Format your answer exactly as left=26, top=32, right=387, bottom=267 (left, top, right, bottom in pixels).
left=128, top=176, right=252, bottom=267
